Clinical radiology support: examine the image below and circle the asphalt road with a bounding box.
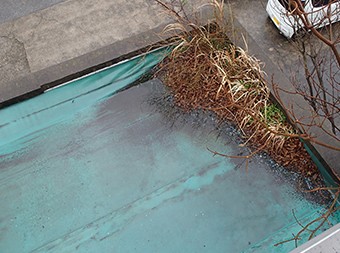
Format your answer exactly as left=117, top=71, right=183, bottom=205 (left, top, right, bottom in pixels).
left=227, top=0, right=301, bottom=72
left=227, top=0, right=338, bottom=87
left=0, top=0, right=66, bottom=23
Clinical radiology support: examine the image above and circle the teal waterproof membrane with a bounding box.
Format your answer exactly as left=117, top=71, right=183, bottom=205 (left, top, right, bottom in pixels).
left=0, top=48, right=339, bottom=253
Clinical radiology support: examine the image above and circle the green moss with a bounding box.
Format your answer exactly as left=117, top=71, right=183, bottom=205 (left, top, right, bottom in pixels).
left=261, top=104, right=286, bottom=125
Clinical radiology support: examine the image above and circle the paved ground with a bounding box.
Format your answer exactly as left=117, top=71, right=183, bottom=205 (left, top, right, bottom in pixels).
left=0, top=0, right=162, bottom=92
left=226, top=0, right=297, bottom=69
left=0, top=0, right=209, bottom=104
left=224, top=0, right=339, bottom=177
left=0, top=0, right=66, bottom=23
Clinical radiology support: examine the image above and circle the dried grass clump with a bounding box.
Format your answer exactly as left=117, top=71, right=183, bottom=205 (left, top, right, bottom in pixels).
left=156, top=0, right=319, bottom=178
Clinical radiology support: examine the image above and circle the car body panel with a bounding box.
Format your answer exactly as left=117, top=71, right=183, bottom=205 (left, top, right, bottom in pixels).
left=266, top=0, right=340, bottom=38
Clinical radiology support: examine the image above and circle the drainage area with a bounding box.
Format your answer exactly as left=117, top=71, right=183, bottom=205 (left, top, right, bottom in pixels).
left=0, top=48, right=339, bottom=253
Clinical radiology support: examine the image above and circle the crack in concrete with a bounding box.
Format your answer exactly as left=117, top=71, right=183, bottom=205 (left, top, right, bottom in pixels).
left=0, top=30, right=31, bottom=77
left=9, top=33, right=30, bottom=72
left=0, top=11, right=61, bottom=75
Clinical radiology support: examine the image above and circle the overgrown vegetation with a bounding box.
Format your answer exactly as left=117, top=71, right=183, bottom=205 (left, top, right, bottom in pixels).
left=155, top=0, right=339, bottom=247
left=156, top=0, right=320, bottom=179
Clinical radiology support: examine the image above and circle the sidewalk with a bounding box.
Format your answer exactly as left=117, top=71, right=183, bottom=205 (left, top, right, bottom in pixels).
left=0, top=0, right=208, bottom=104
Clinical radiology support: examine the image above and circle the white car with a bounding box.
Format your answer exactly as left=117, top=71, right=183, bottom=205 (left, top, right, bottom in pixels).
left=266, top=0, right=340, bottom=38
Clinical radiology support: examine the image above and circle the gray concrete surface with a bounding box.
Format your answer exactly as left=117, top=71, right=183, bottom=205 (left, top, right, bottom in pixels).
left=0, top=0, right=66, bottom=23
left=0, top=0, right=208, bottom=103
left=290, top=223, right=340, bottom=253
left=224, top=0, right=339, bottom=178
left=0, top=0, right=164, bottom=85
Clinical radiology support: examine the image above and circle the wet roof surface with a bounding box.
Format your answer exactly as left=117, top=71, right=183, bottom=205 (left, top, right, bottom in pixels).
left=1, top=75, right=338, bottom=252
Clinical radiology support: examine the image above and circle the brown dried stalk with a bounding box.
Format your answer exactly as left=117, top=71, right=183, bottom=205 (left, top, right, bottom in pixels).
left=156, top=0, right=325, bottom=178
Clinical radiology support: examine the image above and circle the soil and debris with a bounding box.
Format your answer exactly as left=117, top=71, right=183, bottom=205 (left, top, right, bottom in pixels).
left=148, top=82, right=332, bottom=205
left=155, top=27, right=322, bottom=178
